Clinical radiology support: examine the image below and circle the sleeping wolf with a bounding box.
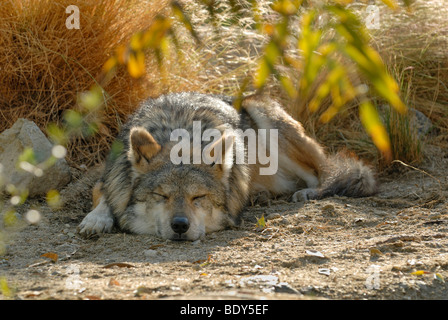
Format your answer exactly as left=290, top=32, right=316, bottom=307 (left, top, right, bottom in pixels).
left=78, top=92, right=377, bottom=240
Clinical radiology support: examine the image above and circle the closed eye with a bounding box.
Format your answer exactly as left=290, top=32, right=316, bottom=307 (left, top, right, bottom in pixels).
left=152, top=192, right=168, bottom=199
left=192, top=195, right=207, bottom=201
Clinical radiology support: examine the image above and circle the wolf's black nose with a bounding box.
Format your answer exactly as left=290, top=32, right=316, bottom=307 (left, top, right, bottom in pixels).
left=171, top=217, right=190, bottom=234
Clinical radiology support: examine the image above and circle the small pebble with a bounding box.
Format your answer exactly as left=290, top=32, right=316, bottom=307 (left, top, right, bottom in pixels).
left=143, top=249, right=158, bottom=258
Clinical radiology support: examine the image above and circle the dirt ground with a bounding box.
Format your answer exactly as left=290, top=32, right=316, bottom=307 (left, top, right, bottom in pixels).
left=1, top=144, right=448, bottom=301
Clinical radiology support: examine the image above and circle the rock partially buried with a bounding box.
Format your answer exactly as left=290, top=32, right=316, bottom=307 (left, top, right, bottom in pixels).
left=0, top=118, right=71, bottom=197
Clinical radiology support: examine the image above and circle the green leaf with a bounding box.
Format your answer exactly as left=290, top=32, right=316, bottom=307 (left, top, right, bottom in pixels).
left=171, top=1, right=200, bottom=43
left=279, top=75, right=298, bottom=99
left=47, top=124, right=68, bottom=146
left=254, top=57, right=272, bottom=89
left=141, top=16, right=172, bottom=50
left=298, top=10, right=325, bottom=95
left=271, top=0, right=302, bottom=16
left=18, top=147, right=37, bottom=166
left=359, top=101, right=391, bottom=159
left=129, top=32, right=143, bottom=52
left=340, top=38, right=407, bottom=115
left=109, top=140, right=124, bottom=162
left=435, top=273, right=445, bottom=283
left=308, top=65, right=345, bottom=113
left=64, top=109, right=83, bottom=129
left=46, top=189, right=61, bottom=209
left=380, top=0, right=399, bottom=10
left=127, top=51, right=146, bottom=78
left=255, top=214, right=266, bottom=230
left=0, top=277, right=12, bottom=297
left=78, top=85, right=103, bottom=111
left=3, top=209, right=17, bottom=227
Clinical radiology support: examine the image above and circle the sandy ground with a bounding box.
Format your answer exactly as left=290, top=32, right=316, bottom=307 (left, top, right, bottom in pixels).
left=1, top=144, right=447, bottom=301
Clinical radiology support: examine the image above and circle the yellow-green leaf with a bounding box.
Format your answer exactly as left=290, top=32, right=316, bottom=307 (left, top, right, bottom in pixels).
left=141, top=16, right=172, bottom=49
left=18, top=147, right=37, bottom=166
left=369, top=248, right=383, bottom=256
left=129, top=32, right=143, bottom=51
left=332, top=0, right=354, bottom=5
left=79, top=86, right=103, bottom=111
left=115, top=45, right=128, bottom=65
left=0, top=277, right=12, bottom=297
left=256, top=215, right=266, bottom=230
left=102, top=56, right=117, bottom=74
left=3, top=209, right=17, bottom=227
left=343, top=44, right=407, bottom=115
left=64, top=109, right=83, bottom=128
left=47, top=124, right=68, bottom=146
left=309, top=65, right=345, bottom=113
left=279, top=75, right=298, bottom=99
left=381, top=0, right=399, bottom=10
left=320, top=105, right=341, bottom=123
left=271, top=0, right=301, bottom=16
left=265, top=41, right=281, bottom=64
left=46, top=189, right=61, bottom=209
left=127, top=51, right=146, bottom=78
left=171, top=1, right=200, bottom=42
left=359, top=101, right=391, bottom=158
left=343, top=45, right=375, bottom=75
left=435, top=273, right=445, bottom=283
left=254, top=58, right=271, bottom=89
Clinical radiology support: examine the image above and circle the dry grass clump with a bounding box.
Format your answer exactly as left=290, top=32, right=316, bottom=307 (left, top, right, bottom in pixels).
left=290, top=0, right=448, bottom=167
left=181, top=1, right=380, bottom=162
left=370, top=0, right=448, bottom=155
left=1, top=0, right=446, bottom=169
left=0, top=0, right=203, bottom=167
left=287, top=0, right=448, bottom=167
left=181, top=1, right=424, bottom=167
left=179, top=1, right=270, bottom=95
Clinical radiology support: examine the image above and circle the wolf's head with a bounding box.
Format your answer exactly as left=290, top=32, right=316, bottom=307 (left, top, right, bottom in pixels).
left=122, top=126, right=234, bottom=240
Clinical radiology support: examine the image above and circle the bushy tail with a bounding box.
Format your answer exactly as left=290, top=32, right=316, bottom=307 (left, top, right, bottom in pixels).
left=316, top=153, right=378, bottom=199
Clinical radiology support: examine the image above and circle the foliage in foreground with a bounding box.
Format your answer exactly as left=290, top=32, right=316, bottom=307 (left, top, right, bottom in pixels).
left=0, top=1, right=426, bottom=289
left=74, top=0, right=411, bottom=163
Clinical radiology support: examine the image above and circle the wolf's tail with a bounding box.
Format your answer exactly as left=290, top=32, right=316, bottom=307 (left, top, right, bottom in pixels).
left=316, top=153, right=378, bottom=199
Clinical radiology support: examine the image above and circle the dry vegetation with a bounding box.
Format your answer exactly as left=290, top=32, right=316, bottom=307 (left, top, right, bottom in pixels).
left=0, top=0, right=197, bottom=166
left=0, top=0, right=447, bottom=168
left=359, top=1, right=446, bottom=167
left=183, top=0, right=448, bottom=168
left=1, top=0, right=448, bottom=301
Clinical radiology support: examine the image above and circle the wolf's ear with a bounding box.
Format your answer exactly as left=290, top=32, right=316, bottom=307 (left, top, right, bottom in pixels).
left=128, top=127, right=161, bottom=173
left=203, top=133, right=234, bottom=180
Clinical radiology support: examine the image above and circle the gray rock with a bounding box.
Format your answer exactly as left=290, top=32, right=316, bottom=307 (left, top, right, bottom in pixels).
left=0, top=118, right=71, bottom=197
left=379, top=104, right=433, bottom=138
left=411, top=108, right=432, bottom=137
left=274, top=282, right=300, bottom=294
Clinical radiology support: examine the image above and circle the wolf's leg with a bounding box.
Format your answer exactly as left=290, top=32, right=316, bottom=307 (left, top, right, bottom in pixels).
left=78, top=196, right=114, bottom=235
left=241, top=95, right=326, bottom=199
left=291, top=188, right=318, bottom=202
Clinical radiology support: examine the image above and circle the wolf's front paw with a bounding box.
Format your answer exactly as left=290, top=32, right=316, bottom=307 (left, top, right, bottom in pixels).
left=77, top=199, right=114, bottom=235
left=292, top=188, right=318, bottom=203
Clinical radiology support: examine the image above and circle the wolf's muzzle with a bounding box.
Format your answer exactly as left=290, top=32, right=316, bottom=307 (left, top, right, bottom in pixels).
left=171, top=216, right=190, bottom=236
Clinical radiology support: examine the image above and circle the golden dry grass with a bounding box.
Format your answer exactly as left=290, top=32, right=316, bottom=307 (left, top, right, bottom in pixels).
left=0, top=0, right=446, bottom=169
left=369, top=0, right=448, bottom=165
left=183, top=1, right=448, bottom=167
left=285, top=1, right=448, bottom=166
left=0, top=0, right=203, bottom=166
